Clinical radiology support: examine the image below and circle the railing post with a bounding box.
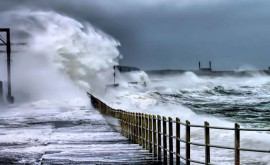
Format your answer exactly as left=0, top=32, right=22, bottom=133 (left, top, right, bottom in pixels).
left=235, top=123, right=240, bottom=165
left=158, top=115, right=162, bottom=160
left=186, top=120, right=190, bottom=165
left=205, top=121, right=210, bottom=165
left=153, top=115, right=157, bottom=157
left=142, top=113, right=146, bottom=148
left=139, top=113, right=142, bottom=146
left=123, top=111, right=126, bottom=137
left=134, top=112, right=137, bottom=143
left=169, top=117, right=173, bottom=164
left=146, top=114, right=149, bottom=150
left=133, top=112, right=135, bottom=142
left=128, top=112, right=131, bottom=140
left=176, top=118, right=180, bottom=165
left=163, top=116, right=167, bottom=164
left=149, top=115, right=153, bottom=153
left=122, top=111, right=125, bottom=136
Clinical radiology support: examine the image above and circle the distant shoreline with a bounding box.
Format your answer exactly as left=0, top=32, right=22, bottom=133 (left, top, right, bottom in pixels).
left=146, top=69, right=270, bottom=77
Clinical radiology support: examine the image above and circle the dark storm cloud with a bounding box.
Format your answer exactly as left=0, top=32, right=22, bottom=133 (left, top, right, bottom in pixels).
left=1, top=0, right=270, bottom=70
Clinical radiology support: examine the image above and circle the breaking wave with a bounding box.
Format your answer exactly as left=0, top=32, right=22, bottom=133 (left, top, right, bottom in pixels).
left=1, top=9, right=121, bottom=103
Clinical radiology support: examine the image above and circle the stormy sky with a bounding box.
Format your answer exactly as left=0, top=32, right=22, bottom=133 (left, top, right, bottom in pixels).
left=1, top=0, right=270, bottom=70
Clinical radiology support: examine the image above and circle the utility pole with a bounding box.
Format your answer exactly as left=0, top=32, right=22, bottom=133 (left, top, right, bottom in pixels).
left=0, top=28, right=14, bottom=103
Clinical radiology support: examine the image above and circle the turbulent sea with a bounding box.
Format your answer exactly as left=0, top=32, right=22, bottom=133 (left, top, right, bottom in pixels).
left=0, top=9, right=269, bottom=164
left=104, top=72, right=270, bottom=164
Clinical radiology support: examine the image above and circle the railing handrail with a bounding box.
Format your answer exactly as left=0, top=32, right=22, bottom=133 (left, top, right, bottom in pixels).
left=88, top=93, right=270, bottom=165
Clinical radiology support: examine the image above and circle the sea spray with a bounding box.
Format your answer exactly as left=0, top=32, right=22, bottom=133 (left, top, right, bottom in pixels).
left=0, top=9, right=121, bottom=103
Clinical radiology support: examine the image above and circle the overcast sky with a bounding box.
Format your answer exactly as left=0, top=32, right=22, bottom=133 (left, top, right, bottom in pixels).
left=1, top=0, right=270, bottom=70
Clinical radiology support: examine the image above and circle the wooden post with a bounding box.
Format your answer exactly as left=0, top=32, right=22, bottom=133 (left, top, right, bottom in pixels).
left=120, top=111, right=124, bottom=136
left=158, top=115, right=162, bottom=160
left=128, top=112, right=131, bottom=140
left=135, top=113, right=138, bottom=143
left=149, top=115, right=153, bottom=153
left=235, top=123, right=240, bottom=165
left=139, top=113, right=142, bottom=146
left=205, top=121, right=210, bottom=164
left=153, top=115, right=157, bottom=157
left=186, top=120, right=190, bottom=165
left=163, top=116, right=167, bottom=164
left=169, top=117, right=173, bottom=164
left=146, top=114, right=149, bottom=150
left=176, top=118, right=180, bottom=165
left=123, top=111, right=126, bottom=137
left=132, top=112, right=135, bottom=142
left=126, top=112, right=128, bottom=138
left=142, top=113, right=145, bottom=148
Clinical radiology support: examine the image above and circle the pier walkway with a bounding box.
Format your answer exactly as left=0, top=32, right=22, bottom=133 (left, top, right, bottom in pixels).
left=0, top=104, right=159, bottom=164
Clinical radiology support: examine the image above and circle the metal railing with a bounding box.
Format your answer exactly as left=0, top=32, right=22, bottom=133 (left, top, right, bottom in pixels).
left=89, top=94, right=270, bottom=165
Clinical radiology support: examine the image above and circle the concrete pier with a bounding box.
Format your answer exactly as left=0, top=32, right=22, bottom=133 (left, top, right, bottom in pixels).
left=0, top=105, right=159, bottom=164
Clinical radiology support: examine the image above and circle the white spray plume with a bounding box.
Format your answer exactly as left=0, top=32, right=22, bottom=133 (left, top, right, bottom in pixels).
left=1, top=10, right=121, bottom=102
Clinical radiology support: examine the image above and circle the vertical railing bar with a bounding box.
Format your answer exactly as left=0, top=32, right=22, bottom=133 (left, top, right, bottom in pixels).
left=139, top=113, right=142, bottom=146
left=146, top=114, right=149, bottom=150
left=135, top=112, right=140, bottom=144
left=153, top=115, right=157, bottom=157
left=205, top=121, right=210, bottom=164
left=186, top=120, right=190, bottom=165
left=133, top=112, right=136, bottom=142
left=142, top=113, right=146, bottom=149
left=169, top=117, right=173, bottom=164
left=235, top=123, right=240, bottom=165
left=149, top=115, right=153, bottom=153
left=163, top=116, right=167, bottom=164
left=176, top=118, right=180, bottom=165
left=158, top=115, right=162, bottom=161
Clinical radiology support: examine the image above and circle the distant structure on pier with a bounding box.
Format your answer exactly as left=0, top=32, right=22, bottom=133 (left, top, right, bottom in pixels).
left=0, top=28, right=25, bottom=104
left=199, top=61, right=212, bottom=71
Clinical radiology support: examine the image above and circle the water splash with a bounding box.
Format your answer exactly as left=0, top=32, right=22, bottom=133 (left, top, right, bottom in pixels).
left=1, top=10, right=121, bottom=102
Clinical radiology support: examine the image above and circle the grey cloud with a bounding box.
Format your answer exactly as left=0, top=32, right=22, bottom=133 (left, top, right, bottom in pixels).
left=1, top=0, right=270, bottom=70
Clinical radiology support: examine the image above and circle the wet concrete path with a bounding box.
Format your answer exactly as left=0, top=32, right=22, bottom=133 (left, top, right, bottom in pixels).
left=0, top=104, right=160, bottom=164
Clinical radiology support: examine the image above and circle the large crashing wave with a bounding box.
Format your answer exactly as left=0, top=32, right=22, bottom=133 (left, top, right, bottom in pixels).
left=1, top=10, right=121, bottom=102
